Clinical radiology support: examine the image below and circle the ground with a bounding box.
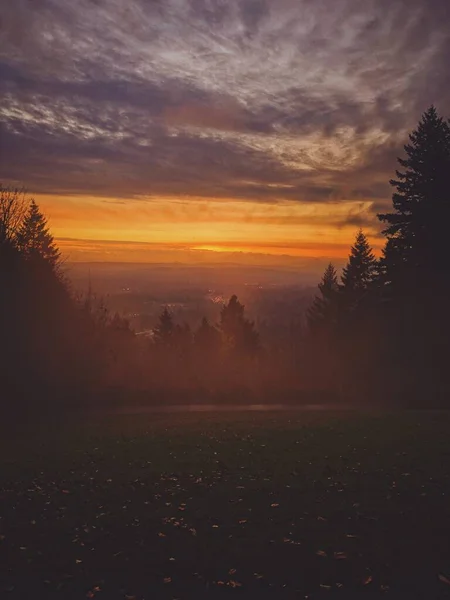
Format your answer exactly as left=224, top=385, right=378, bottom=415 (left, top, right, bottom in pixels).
left=1, top=410, right=450, bottom=599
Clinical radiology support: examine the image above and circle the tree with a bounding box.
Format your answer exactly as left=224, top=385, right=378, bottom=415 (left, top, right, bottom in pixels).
left=153, top=307, right=174, bottom=346
left=375, top=107, right=450, bottom=404
left=0, top=185, right=27, bottom=247
left=219, top=295, right=259, bottom=356
left=378, top=106, right=450, bottom=286
left=307, top=263, right=340, bottom=332
left=341, top=230, right=377, bottom=307
left=195, top=317, right=220, bottom=354
left=16, top=200, right=60, bottom=268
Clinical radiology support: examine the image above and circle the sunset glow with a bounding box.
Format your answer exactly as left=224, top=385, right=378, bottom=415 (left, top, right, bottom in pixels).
left=2, top=0, right=448, bottom=271
left=38, top=193, right=382, bottom=263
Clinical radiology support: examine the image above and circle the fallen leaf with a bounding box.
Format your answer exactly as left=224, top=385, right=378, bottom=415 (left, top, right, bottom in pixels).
left=439, top=574, right=450, bottom=585
left=316, top=550, right=327, bottom=557
left=163, top=577, right=172, bottom=584
left=363, top=575, right=373, bottom=585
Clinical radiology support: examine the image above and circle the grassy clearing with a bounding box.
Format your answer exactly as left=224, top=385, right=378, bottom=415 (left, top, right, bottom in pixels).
left=1, top=410, right=450, bottom=599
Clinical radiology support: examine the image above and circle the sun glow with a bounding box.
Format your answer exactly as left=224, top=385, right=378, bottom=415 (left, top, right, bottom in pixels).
left=37, top=193, right=382, bottom=265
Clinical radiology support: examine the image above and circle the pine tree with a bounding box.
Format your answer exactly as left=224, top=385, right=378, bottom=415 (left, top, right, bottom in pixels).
left=195, top=317, right=220, bottom=353
left=307, top=263, right=340, bottom=332
left=153, top=307, right=174, bottom=346
left=378, top=106, right=450, bottom=284
left=16, top=200, right=60, bottom=268
left=374, top=108, right=450, bottom=402
left=220, top=295, right=259, bottom=355
left=341, top=230, right=377, bottom=302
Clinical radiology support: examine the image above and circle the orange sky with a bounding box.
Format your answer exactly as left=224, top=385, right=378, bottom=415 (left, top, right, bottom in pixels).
left=38, top=193, right=382, bottom=264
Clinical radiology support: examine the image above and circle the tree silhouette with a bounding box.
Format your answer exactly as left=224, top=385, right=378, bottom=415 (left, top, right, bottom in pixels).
left=340, top=230, right=378, bottom=315
left=220, top=295, right=259, bottom=356
left=341, top=230, right=377, bottom=294
left=307, top=263, right=340, bottom=332
left=0, top=185, right=27, bottom=247
left=372, top=107, right=450, bottom=404
left=16, top=200, right=60, bottom=268
left=378, top=106, right=450, bottom=286
left=153, top=307, right=174, bottom=346
left=195, top=317, right=220, bottom=354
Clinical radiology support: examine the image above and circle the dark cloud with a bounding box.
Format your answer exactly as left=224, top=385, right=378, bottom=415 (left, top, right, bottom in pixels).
left=1, top=0, right=449, bottom=221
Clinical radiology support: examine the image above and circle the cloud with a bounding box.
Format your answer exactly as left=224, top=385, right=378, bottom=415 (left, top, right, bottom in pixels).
left=1, top=0, right=449, bottom=224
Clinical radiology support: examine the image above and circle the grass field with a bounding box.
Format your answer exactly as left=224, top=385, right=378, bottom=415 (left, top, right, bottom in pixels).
left=1, top=410, right=450, bottom=599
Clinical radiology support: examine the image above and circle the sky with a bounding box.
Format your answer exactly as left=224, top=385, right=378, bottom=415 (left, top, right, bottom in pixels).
left=1, top=0, right=449, bottom=267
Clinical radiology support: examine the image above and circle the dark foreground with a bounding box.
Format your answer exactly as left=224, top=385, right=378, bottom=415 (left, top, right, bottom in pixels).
left=1, top=411, right=450, bottom=599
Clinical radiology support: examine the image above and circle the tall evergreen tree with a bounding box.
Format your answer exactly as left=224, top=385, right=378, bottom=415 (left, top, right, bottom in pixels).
left=378, top=106, right=450, bottom=285
left=195, top=317, right=220, bottom=354
left=220, top=295, right=259, bottom=356
left=341, top=230, right=377, bottom=302
left=374, top=107, right=450, bottom=404
left=307, top=263, right=340, bottom=332
left=16, top=200, right=60, bottom=268
left=153, top=307, right=174, bottom=346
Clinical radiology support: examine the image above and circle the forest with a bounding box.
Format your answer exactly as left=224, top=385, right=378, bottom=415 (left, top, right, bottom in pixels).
left=1, top=106, right=450, bottom=417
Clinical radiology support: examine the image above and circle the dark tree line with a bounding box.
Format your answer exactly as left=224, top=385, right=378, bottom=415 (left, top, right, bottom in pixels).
left=147, top=295, right=260, bottom=398
left=305, top=106, right=450, bottom=405
left=1, top=106, right=449, bottom=415
left=0, top=190, right=263, bottom=412
left=0, top=188, right=136, bottom=414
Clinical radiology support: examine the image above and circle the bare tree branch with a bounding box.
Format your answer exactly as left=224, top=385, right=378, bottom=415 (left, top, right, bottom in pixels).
left=0, top=185, right=29, bottom=245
